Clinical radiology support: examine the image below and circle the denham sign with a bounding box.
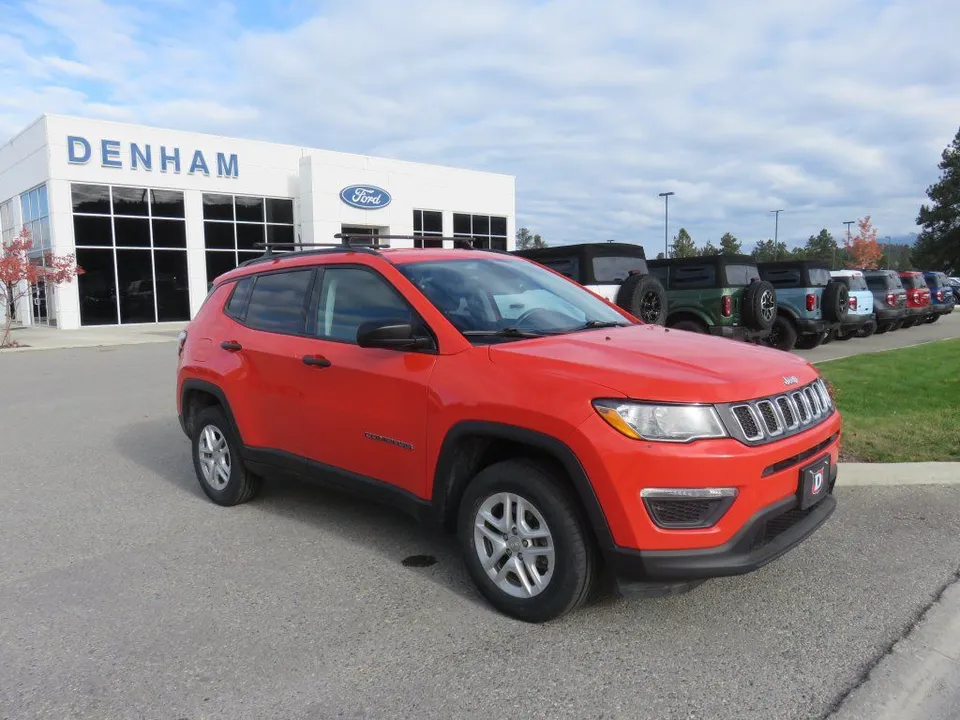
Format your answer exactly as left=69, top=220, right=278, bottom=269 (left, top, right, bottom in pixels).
left=66, top=135, right=239, bottom=178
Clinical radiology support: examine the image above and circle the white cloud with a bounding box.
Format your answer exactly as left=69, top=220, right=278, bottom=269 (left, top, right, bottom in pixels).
left=0, top=0, right=957, bottom=250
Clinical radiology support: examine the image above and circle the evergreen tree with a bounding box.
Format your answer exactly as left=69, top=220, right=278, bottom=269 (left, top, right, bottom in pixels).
left=804, top=229, right=839, bottom=265
left=700, top=240, right=719, bottom=256
left=719, top=232, right=742, bottom=255
left=915, top=125, right=960, bottom=272
left=670, top=228, right=698, bottom=258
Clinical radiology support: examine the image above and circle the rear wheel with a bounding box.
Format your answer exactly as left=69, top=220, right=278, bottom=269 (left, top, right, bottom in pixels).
left=671, top=319, right=707, bottom=333
left=763, top=315, right=797, bottom=351
left=928, top=315, right=940, bottom=324
left=740, top=280, right=777, bottom=332
left=794, top=332, right=825, bottom=350
left=855, top=320, right=877, bottom=338
left=821, top=328, right=837, bottom=345
left=191, top=406, right=261, bottom=506
left=457, top=459, right=597, bottom=623
left=875, top=322, right=890, bottom=335
left=902, top=317, right=917, bottom=329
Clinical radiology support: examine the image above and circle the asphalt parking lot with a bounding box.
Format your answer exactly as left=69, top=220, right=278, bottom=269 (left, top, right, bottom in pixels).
left=793, top=309, right=960, bottom=363
left=2, top=344, right=960, bottom=720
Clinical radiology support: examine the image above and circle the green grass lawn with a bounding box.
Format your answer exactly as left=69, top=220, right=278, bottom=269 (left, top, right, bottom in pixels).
left=818, top=339, right=960, bottom=462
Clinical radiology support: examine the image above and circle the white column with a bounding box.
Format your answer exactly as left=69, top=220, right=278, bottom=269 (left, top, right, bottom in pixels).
left=185, top=190, right=207, bottom=318
left=47, top=178, right=81, bottom=329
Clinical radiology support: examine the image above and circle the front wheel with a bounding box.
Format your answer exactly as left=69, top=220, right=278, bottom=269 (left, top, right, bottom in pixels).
left=457, top=459, right=597, bottom=623
left=671, top=319, right=707, bottom=333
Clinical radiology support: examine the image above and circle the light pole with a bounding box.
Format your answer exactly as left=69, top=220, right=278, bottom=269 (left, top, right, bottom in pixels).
left=770, top=209, right=783, bottom=260
left=844, top=221, right=855, bottom=242
left=659, top=192, right=674, bottom=258
left=884, top=235, right=892, bottom=269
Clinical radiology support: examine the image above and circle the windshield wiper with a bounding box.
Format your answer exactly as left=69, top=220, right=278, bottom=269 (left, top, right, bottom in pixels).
left=461, top=327, right=547, bottom=339
left=576, top=320, right=632, bottom=330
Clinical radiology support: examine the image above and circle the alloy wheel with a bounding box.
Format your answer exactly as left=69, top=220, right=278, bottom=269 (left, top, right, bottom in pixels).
left=474, top=492, right=555, bottom=599
left=640, top=292, right=662, bottom=324
left=759, top=289, right=776, bottom=324
left=198, top=424, right=231, bottom=490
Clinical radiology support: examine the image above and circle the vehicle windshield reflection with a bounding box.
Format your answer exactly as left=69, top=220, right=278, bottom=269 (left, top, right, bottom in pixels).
left=397, top=257, right=634, bottom=342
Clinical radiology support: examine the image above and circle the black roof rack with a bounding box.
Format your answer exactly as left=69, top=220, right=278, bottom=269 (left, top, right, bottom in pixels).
left=236, top=232, right=508, bottom=270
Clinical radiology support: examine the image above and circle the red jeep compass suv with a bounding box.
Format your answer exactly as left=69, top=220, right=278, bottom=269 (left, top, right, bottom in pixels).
left=176, top=235, right=841, bottom=622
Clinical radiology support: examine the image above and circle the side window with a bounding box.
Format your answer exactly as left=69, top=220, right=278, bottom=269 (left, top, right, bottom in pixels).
left=314, top=267, right=415, bottom=343
left=245, top=270, right=314, bottom=334
left=671, top=264, right=715, bottom=290
left=225, top=277, right=253, bottom=320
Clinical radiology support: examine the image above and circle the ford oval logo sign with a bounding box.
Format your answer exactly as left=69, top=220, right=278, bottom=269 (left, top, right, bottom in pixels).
left=340, top=184, right=391, bottom=210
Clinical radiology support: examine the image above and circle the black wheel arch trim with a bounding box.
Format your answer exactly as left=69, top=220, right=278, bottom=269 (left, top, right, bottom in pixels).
left=431, top=420, right=616, bottom=552
left=179, top=379, right=243, bottom=444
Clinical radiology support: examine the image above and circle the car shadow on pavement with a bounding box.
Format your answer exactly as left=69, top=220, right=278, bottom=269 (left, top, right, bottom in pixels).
left=113, top=417, right=491, bottom=610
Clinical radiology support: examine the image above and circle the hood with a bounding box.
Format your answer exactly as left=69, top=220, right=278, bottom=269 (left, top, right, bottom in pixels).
left=488, top=324, right=819, bottom=404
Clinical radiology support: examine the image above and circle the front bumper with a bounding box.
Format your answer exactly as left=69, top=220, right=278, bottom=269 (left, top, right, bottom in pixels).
left=608, top=464, right=837, bottom=581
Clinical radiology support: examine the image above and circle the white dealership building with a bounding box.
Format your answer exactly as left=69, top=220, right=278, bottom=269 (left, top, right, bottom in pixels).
left=0, top=114, right=516, bottom=329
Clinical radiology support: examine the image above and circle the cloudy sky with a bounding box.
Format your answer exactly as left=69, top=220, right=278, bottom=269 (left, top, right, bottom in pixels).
left=1, top=0, right=958, bottom=252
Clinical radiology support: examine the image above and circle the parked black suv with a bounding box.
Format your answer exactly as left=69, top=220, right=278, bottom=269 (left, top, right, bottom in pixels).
left=512, top=242, right=667, bottom=325
left=645, top=255, right=777, bottom=342
left=861, top=270, right=908, bottom=334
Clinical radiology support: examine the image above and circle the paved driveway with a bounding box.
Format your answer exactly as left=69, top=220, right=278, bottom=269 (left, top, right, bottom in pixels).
left=2, top=344, right=960, bottom=720
left=794, top=309, right=960, bottom=363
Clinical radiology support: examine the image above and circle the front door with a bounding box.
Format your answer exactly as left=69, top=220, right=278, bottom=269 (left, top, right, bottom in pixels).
left=289, top=264, right=435, bottom=498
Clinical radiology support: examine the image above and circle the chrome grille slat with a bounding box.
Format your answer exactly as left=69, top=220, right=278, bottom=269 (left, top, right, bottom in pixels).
left=722, top=379, right=833, bottom=445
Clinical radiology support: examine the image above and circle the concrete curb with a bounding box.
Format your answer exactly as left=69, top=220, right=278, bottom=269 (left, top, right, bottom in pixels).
left=827, top=577, right=960, bottom=719
left=838, top=462, right=960, bottom=486
left=812, top=336, right=959, bottom=365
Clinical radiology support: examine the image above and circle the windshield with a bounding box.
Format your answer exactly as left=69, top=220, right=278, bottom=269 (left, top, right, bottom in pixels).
left=397, top=257, right=633, bottom=341
left=592, top=256, right=648, bottom=284
left=725, top=264, right=761, bottom=286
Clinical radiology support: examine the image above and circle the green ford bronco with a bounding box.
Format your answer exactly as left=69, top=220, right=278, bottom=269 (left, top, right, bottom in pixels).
left=646, top=255, right=777, bottom=341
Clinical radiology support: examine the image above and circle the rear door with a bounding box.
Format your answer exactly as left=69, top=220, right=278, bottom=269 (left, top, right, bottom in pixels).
left=289, top=264, right=437, bottom=498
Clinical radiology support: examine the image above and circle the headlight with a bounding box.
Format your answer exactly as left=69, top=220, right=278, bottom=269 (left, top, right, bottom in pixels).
left=593, top=400, right=728, bottom=442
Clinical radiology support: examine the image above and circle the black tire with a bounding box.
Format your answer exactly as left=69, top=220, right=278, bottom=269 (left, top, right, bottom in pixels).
left=191, top=406, right=261, bottom=506
left=615, top=273, right=667, bottom=326
left=763, top=315, right=797, bottom=351
left=821, top=328, right=837, bottom=345
left=671, top=319, right=707, bottom=333
left=740, top=280, right=777, bottom=331
left=794, top=332, right=825, bottom=350
left=874, top=322, right=890, bottom=335
left=457, top=459, right=597, bottom=623
left=901, top=317, right=917, bottom=329
left=928, top=315, right=940, bottom=324
left=854, top=319, right=877, bottom=338
left=821, top=281, right=850, bottom=323
left=889, top=319, right=903, bottom=331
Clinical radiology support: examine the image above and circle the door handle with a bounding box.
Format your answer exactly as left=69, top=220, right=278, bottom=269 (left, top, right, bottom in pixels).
left=302, top=355, right=331, bottom=368
left=220, top=341, right=242, bottom=351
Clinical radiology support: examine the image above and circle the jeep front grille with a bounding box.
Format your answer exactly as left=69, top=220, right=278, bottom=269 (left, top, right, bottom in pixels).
left=718, top=378, right=834, bottom=445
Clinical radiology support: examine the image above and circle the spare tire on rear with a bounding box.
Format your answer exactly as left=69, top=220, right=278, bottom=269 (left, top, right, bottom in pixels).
left=821, top=281, right=850, bottom=323
left=740, top=279, right=777, bottom=331
left=615, top=273, right=667, bottom=326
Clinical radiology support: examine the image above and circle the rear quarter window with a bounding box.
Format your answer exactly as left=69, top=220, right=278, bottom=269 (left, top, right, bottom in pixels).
left=808, top=268, right=831, bottom=286
left=225, top=277, right=254, bottom=320
left=592, top=256, right=649, bottom=284
left=724, top=264, right=760, bottom=286
left=540, top=257, right=580, bottom=282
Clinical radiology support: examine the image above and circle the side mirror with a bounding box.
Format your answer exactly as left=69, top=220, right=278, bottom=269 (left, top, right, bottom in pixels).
left=356, top=321, right=433, bottom=351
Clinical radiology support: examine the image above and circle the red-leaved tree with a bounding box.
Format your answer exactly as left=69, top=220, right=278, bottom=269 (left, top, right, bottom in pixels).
left=844, top=216, right=885, bottom=269
left=1, top=227, right=83, bottom=348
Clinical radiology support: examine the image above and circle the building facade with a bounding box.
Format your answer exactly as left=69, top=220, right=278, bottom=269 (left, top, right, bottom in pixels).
left=0, top=114, right=516, bottom=330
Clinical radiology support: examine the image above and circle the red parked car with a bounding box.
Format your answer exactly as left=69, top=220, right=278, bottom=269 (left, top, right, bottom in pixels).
left=176, top=235, right=841, bottom=622
left=897, top=271, right=932, bottom=328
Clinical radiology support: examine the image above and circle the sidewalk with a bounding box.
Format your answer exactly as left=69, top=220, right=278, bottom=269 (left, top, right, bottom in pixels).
left=1, top=321, right=187, bottom=352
